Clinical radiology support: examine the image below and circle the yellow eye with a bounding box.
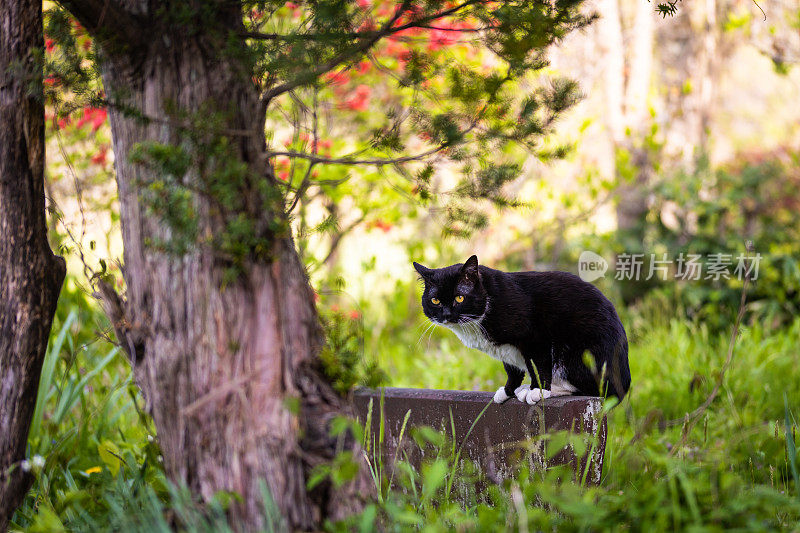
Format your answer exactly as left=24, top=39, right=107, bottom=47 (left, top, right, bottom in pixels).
left=455, top=295, right=464, bottom=303
left=431, top=298, right=440, bottom=305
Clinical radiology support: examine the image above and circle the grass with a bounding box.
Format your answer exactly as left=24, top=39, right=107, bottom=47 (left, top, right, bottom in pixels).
left=10, top=277, right=800, bottom=531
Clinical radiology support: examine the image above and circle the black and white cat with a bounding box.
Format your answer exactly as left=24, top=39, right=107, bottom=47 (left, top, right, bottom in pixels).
left=414, top=255, right=630, bottom=404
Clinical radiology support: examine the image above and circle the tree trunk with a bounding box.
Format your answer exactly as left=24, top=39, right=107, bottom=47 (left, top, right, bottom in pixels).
left=688, top=0, right=717, bottom=159
left=616, top=0, right=654, bottom=235
left=0, top=0, right=67, bottom=529
left=71, top=4, right=370, bottom=530
left=596, top=0, right=625, bottom=145
left=597, top=0, right=655, bottom=236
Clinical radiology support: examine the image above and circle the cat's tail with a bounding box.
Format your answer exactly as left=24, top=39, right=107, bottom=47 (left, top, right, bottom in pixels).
left=601, top=331, right=631, bottom=401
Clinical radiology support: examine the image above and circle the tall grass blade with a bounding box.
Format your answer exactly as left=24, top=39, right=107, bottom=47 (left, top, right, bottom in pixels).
left=784, top=394, right=799, bottom=501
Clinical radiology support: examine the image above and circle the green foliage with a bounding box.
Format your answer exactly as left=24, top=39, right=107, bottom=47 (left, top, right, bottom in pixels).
left=642, top=151, right=800, bottom=331
left=656, top=0, right=682, bottom=18
left=256, top=0, right=591, bottom=260
left=10, top=284, right=167, bottom=531
left=129, top=110, right=288, bottom=280
left=318, top=306, right=388, bottom=395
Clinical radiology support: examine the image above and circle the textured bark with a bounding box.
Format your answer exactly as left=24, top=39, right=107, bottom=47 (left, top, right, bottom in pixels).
left=0, top=0, right=66, bottom=529
left=62, top=2, right=370, bottom=529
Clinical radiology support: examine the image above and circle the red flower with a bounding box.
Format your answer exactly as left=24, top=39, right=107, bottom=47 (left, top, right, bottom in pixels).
left=278, top=171, right=290, bottom=181
left=349, top=310, right=360, bottom=320
left=45, top=39, right=55, bottom=53
left=91, top=145, right=108, bottom=166
left=357, top=60, right=372, bottom=75
left=325, top=70, right=350, bottom=86
left=373, top=219, right=392, bottom=233
left=427, top=23, right=462, bottom=51
left=90, top=108, right=107, bottom=131
left=75, top=107, right=107, bottom=132
left=343, top=84, right=371, bottom=111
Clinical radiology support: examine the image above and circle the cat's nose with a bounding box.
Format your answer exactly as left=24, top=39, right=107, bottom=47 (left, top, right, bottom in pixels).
left=441, top=309, right=452, bottom=321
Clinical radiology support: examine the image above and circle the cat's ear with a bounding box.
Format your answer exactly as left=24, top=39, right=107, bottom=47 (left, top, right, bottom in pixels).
left=460, top=255, right=480, bottom=282
left=413, top=261, right=433, bottom=280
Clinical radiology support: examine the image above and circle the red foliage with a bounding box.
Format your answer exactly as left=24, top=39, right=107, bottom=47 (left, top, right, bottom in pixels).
left=325, top=70, right=350, bottom=86
left=426, top=20, right=473, bottom=51
left=342, top=84, right=372, bottom=111
left=373, top=219, right=392, bottom=232
left=75, top=107, right=108, bottom=132
left=91, top=145, right=108, bottom=167
left=357, top=60, right=372, bottom=75
left=45, top=39, right=55, bottom=53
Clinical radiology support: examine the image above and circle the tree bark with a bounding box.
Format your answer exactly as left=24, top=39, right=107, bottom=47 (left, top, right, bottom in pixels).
left=62, top=2, right=370, bottom=529
left=0, top=0, right=67, bottom=529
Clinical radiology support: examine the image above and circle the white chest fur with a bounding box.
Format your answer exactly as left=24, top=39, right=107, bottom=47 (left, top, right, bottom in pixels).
left=445, top=322, right=526, bottom=371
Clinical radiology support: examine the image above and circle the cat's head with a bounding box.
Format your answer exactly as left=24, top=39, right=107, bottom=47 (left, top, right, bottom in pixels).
left=413, top=255, right=488, bottom=324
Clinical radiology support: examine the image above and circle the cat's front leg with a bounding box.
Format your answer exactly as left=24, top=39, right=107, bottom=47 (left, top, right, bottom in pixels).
left=524, top=388, right=552, bottom=404
left=494, top=363, right=525, bottom=403
left=522, top=353, right=553, bottom=404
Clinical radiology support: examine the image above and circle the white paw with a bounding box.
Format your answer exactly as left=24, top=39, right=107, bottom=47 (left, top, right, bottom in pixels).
left=514, top=384, right=530, bottom=402
left=525, top=388, right=552, bottom=405
left=493, top=386, right=510, bottom=404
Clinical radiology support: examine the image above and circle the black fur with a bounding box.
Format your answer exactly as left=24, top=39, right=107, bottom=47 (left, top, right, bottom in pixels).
left=414, top=255, right=631, bottom=400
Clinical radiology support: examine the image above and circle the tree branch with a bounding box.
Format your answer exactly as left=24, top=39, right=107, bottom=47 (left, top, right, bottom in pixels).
left=320, top=214, right=367, bottom=266
left=267, top=145, right=447, bottom=167
left=94, top=279, right=146, bottom=364
left=56, top=0, right=145, bottom=49
left=260, top=0, right=481, bottom=100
